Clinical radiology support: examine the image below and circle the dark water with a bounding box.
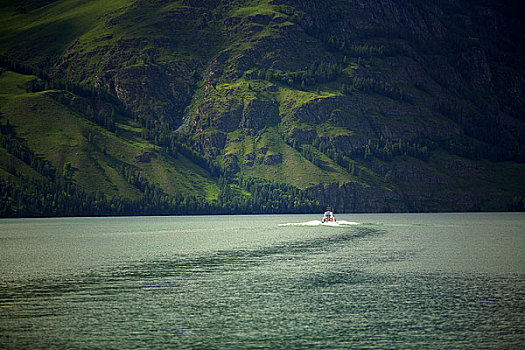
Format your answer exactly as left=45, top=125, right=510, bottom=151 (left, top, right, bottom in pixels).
left=1, top=213, right=524, bottom=349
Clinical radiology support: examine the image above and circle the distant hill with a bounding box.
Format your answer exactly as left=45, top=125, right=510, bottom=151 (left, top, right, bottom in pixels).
left=1, top=0, right=524, bottom=216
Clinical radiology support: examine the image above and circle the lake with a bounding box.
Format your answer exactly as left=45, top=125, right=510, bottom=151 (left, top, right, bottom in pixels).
left=1, top=213, right=524, bottom=349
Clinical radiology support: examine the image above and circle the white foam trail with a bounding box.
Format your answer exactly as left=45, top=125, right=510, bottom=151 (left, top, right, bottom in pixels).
left=336, top=220, right=360, bottom=225
left=279, top=220, right=360, bottom=227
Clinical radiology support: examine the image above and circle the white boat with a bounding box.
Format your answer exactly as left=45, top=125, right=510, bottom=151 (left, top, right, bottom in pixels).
left=321, top=207, right=336, bottom=223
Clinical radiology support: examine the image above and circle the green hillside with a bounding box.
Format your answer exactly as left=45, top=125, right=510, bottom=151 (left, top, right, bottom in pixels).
left=0, top=69, right=228, bottom=215
left=1, top=0, right=525, bottom=216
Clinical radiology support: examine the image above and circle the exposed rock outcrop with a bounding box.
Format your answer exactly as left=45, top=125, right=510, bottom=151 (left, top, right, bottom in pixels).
left=241, top=99, right=279, bottom=132
left=194, top=130, right=227, bottom=156
left=12, top=0, right=523, bottom=212
left=223, top=153, right=240, bottom=177
left=94, top=61, right=194, bottom=125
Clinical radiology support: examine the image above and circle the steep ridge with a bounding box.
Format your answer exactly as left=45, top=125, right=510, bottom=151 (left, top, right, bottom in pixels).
left=1, top=0, right=524, bottom=215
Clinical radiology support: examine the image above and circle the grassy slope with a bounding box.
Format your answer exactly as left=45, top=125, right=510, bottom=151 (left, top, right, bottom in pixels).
left=0, top=70, right=219, bottom=200
left=226, top=127, right=352, bottom=189
left=0, top=148, right=43, bottom=181
left=0, top=0, right=523, bottom=212
left=211, top=78, right=358, bottom=188
left=0, top=0, right=355, bottom=193
left=0, top=0, right=133, bottom=66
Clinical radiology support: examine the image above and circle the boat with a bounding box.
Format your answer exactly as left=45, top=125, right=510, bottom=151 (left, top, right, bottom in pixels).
left=321, top=207, right=336, bottom=223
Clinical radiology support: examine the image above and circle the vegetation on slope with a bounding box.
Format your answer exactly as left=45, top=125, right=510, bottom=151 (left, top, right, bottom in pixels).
left=0, top=63, right=321, bottom=216
left=0, top=0, right=524, bottom=215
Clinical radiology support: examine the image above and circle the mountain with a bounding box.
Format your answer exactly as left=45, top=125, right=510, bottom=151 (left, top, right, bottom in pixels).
left=1, top=0, right=525, bottom=216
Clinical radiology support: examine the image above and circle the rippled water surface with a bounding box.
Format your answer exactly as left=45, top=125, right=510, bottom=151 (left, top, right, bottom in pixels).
left=1, top=213, right=524, bottom=349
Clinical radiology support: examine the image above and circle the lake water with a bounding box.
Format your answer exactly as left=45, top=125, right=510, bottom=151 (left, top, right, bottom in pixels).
left=1, top=213, right=524, bottom=349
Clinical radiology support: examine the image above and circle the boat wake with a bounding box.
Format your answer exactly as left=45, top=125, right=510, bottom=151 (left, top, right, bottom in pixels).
left=279, top=220, right=360, bottom=227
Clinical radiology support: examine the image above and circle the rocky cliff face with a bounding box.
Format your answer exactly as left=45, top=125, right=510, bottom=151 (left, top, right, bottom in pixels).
left=3, top=0, right=524, bottom=212
left=93, top=61, right=194, bottom=125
